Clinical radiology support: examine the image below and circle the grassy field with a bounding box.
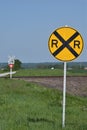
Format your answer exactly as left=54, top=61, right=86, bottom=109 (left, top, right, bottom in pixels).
left=0, top=78, right=87, bottom=130
left=14, top=69, right=64, bottom=76
left=13, top=68, right=87, bottom=77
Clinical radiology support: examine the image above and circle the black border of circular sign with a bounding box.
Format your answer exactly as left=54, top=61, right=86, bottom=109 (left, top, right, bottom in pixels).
left=48, top=26, right=84, bottom=62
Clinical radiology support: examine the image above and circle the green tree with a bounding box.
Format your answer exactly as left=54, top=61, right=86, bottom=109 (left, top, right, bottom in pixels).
left=13, top=59, right=22, bottom=70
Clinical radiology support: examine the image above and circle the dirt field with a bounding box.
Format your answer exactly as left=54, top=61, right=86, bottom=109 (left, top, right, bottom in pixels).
left=22, top=76, right=87, bottom=97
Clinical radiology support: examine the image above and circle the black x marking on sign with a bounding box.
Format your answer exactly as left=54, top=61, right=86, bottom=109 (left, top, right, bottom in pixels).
left=52, top=31, right=79, bottom=57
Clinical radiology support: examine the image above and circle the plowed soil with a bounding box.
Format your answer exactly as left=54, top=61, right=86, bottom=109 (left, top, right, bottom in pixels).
left=22, top=76, right=87, bottom=97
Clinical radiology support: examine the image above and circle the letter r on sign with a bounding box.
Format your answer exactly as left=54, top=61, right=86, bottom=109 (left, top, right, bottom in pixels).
left=74, top=40, right=80, bottom=49
left=51, top=39, right=58, bottom=48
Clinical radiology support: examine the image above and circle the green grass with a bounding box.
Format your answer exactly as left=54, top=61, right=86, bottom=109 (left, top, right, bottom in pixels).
left=67, top=69, right=87, bottom=76
left=14, top=69, right=64, bottom=76
left=13, top=68, right=87, bottom=77
left=0, top=78, right=87, bottom=130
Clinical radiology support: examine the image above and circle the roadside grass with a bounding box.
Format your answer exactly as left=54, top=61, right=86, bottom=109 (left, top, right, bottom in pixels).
left=0, top=78, right=87, bottom=130
left=14, top=69, right=64, bottom=76
left=67, top=69, right=87, bottom=76
left=13, top=68, right=87, bottom=77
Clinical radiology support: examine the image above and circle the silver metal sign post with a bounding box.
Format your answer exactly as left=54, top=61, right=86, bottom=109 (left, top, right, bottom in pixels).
left=10, top=68, right=12, bottom=79
left=62, top=62, right=67, bottom=128
left=8, top=56, right=15, bottom=79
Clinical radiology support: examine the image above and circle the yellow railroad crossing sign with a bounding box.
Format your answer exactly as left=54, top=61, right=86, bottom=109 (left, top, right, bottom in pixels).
left=48, top=26, right=84, bottom=62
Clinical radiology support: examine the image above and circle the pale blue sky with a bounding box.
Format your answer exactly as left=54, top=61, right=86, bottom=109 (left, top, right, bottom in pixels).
left=0, top=0, right=87, bottom=63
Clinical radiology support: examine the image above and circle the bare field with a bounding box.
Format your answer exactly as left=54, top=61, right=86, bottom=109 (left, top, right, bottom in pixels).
left=22, top=76, right=87, bottom=97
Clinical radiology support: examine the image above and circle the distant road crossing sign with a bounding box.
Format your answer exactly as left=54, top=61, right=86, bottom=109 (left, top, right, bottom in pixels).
left=48, top=26, right=84, bottom=62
